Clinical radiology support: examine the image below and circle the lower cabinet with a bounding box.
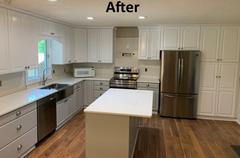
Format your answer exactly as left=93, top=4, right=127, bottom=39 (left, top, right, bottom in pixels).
left=73, top=81, right=84, bottom=111
left=0, top=102, right=37, bottom=158
left=56, top=95, right=74, bottom=128
left=84, top=80, right=94, bottom=106
left=137, top=82, right=159, bottom=113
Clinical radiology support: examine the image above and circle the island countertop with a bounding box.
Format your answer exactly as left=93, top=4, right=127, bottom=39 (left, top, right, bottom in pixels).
left=84, top=88, right=153, bottom=118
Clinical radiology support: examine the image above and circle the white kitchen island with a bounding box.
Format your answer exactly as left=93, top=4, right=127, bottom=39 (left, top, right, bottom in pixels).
left=84, top=88, right=153, bottom=158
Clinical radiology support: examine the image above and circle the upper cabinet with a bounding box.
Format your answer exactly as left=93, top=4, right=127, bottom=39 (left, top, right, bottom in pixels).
left=8, top=11, right=38, bottom=72
left=0, top=8, right=9, bottom=74
left=87, top=28, right=113, bottom=63
left=138, top=27, right=161, bottom=60
left=162, top=25, right=200, bottom=50
left=200, top=25, right=240, bottom=62
left=73, top=28, right=88, bottom=63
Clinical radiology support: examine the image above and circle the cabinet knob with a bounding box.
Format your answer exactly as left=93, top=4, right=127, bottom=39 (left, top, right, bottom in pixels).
left=17, top=144, right=23, bottom=151
left=100, top=87, right=103, bottom=90
left=16, top=124, right=22, bottom=131
left=100, top=82, right=103, bottom=85
left=147, top=84, right=150, bottom=87
left=16, top=111, right=21, bottom=117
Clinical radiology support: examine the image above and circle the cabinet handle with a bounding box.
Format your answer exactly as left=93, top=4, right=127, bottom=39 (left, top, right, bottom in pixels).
left=64, top=99, right=68, bottom=103
left=16, top=124, right=22, bottom=131
left=100, top=87, right=103, bottom=90
left=100, top=82, right=103, bottom=85
left=49, top=97, right=55, bottom=101
left=17, top=144, right=23, bottom=151
left=16, top=111, right=21, bottom=117
left=146, top=84, right=150, bottom=87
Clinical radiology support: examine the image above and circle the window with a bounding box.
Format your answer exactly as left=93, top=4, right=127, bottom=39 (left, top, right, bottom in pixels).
left=26, top=39, right=51, bottom=85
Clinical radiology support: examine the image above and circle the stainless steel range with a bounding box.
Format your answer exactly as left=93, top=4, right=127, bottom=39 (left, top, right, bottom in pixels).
left=110, top=67, right=139, bottom=89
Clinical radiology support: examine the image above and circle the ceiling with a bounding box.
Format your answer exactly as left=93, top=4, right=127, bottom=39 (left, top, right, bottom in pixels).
left=2, top=0, right=240, bottom=26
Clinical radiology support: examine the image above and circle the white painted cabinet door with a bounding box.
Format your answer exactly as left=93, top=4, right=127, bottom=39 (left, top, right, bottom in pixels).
left=57, top=101, right=65, bottom=126
left=199, top=62, right=218, bottom=91
left=180, top=25, right=200, bottom=50
left=100, top=28, right=113, bottom=63
left=162, top=25, right=180, bottom=50
left=218, top=63, right=238, bottom=91
left=87, top=29, right=99, bottom=63
left=200, top=26, right=220, bottom=62
left=0, top=8, right=9, bottom=74
left=220, top=27, right=240, bottom=62
left=8, top=11, right=26, bottom=72
left=138, top=29, right=148, bottom=59
left=84, top=81, right=93, bottom=106
left=63, top=27, right=74, bottom=64
left=216, top=91, right=235, bottom=117
left=198, top=90, right=215, bottom=116
left=148, top=28, right=161, bottom=60
left=74, top=28, right=87, bottom=63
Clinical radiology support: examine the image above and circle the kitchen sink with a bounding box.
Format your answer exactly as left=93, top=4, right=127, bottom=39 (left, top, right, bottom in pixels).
left=40, top=83, right=69, bottom=91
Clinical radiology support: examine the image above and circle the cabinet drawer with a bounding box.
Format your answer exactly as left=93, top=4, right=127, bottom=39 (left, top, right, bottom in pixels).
left=0, top=127, right=37, bottom=158
left=74, top=81, right=83, bottom=90
left=0, top=110, right=37, bottom=149
left=0, top=102, right=36, bottom=127
left=94, top=91, right=105, bottom=99
left=94, top=80, right=109, bottom=86
left=138, top=82, right=159, bottom=89
left=93, top=85, right=109, bottom=91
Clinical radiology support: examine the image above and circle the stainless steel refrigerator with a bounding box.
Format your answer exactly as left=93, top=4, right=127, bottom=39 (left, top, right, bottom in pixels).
left=159, top=50, right=200, bottom=118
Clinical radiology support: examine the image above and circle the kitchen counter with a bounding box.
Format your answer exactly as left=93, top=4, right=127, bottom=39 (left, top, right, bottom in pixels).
left=84, top=88, right=153, bottom=117
left=54, top=77, right=111, bottom=85
left=84, top=88, right=153, bottom=158
left=0, top=89, right=57, bottom=117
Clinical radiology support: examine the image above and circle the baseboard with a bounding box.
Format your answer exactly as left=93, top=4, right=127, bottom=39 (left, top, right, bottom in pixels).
left=197, top=115, right=236, bottom=122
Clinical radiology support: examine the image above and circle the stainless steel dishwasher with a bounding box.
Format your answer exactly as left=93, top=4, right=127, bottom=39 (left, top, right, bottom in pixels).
left=37, top=94, right=57, bottom=142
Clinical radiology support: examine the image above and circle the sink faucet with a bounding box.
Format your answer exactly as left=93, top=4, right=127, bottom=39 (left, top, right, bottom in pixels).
left=42, top=68, right=48, bottom=86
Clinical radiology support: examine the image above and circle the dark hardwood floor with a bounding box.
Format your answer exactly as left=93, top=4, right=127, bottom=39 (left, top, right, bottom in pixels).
left=26, top=112, right=240, bottom=158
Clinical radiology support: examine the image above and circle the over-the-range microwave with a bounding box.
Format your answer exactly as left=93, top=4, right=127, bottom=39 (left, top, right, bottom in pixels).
left=74, top=68, right=95, bottom=78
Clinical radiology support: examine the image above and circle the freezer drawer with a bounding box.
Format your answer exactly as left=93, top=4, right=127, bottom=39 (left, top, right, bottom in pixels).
left=160, top=93, right=198, bottom=118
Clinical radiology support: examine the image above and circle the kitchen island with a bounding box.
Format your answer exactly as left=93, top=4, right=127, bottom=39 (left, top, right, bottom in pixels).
left=84, top=88, right=153, bottom=158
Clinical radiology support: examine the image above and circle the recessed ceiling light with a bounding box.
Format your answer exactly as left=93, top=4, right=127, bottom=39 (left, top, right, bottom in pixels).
left=87, top=17, right=94, bottom=20
left=48, top=0, right=57, bottom=1
left=138, top=16, right=146, bottom=20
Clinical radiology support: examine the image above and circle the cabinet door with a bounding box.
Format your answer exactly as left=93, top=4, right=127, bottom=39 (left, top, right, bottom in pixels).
left=23, top=15, right=38, bottom=68
left=153, top=90, right=159, bottom=112
left=148, top=28, right=161, bottom=60
left=200, top=26, right=220, bottom=62
left=74, top=29, right=87, bottom=63
left=199, top=62, right=218, bottom=91
left=218, top=63, right=238, bottom=91
left=0, top=8, right=9, bottom=74
left=138, top=29, right=148, bottom=59
left=88, top=29, right=99, bottom=62
left=84, top=81, right=93, bottom=106
left=220, top=27, right=240, bottom=62
left=100, top=29, right=113, bottom=63
left=216, top=91, right=235, bottom=117
left=180, top=25, right=200, bottom=50
left=8, top=11, right=26, bottom=71
left=56, top=101, right=64, bottom=126
left=198, top=90, right=215, bottom=116
left=162, top=25, right=180, bottom=50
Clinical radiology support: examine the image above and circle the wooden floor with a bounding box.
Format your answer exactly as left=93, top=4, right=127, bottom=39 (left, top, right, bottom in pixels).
left=26, top=112, right=240, bottom=158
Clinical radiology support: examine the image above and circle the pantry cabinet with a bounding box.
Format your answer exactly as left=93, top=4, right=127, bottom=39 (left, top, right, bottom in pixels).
left=200, top=26, right=240, bottom=62
left=0, top=8, right=9, bottom=74
left=162, top=25, right=200, bottom=50
left=198, top=62, right=239, bottom=117
left=138, top=27, right=161, bottom=60
left=87, top=28, right=113, bottom=63
left=73, top=28, right=88, bottom=63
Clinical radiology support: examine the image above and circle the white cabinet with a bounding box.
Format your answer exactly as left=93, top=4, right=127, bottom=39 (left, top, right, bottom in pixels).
left=8, top=11, right=38, bottom=72
left=0, top=8, right=9, bottom=74
left=198, top=62, right=238, bottom=117
left=84, top=80, right=94, bottom=106
left=200, top=26, right=220, bottom=61
left=220, top=26, right=240, bottom=62
left=87, top=28, right=113, bottom=63
left=162, top=25, right=200, bottom=50
left=74, top=28, right=88, bottom=63
left=138, top=27, right=161, bottom=60
left=200, top=26, right=240, bottom=62
left=73, top=81, right=84, bottom=111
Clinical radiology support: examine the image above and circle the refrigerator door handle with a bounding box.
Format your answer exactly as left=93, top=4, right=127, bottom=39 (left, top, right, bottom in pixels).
left=178, top=53, right=181, bottom=88
left=164, top=94, right=176, bottom=98
left=180, top=57, right=184, bottom=85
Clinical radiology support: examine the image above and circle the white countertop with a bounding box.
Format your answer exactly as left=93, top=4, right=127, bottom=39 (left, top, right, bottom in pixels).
left=84, top=88, right=153, bottom=118
left=137, top=78, right=160, bottom=83
left=0, top=89, right=57, bottom=117
left=55, top=77, right=111, bottom=85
